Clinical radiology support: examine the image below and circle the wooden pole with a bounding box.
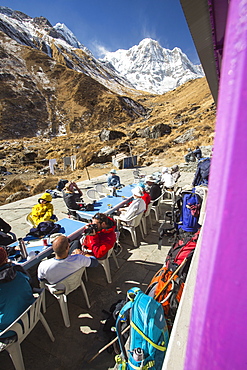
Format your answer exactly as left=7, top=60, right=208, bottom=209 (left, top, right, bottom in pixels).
left=85, top=167, right=90, bottom=180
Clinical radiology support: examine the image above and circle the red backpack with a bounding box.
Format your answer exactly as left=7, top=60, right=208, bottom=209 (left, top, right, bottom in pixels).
left=165, top=229, right=200, bottom=280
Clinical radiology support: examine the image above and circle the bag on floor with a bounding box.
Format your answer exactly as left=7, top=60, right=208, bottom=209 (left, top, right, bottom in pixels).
left=115, top=287, right=169, bottom=370
left=165, top=229, right=200, bottom=279
left=146, top=267, right=185, bottom=332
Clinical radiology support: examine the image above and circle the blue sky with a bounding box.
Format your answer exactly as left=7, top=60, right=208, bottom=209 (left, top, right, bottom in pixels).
left=1, top=0, right=200, bottom=63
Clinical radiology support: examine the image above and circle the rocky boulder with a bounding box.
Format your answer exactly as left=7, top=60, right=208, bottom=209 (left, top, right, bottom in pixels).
left=99, top=129, right=126, bottom=142
left=137, top=123, right=171, bottom=139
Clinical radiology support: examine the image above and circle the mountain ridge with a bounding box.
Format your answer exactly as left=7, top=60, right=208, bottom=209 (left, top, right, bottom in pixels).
left=101, top=38, right=204, bottom=94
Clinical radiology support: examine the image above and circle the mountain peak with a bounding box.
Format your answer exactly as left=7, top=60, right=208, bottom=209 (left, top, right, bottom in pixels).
left=102, top=38, right=204, bottom=94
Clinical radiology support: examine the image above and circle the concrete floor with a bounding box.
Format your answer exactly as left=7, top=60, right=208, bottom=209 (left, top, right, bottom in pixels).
left=0, top=167, right=193, bottom=370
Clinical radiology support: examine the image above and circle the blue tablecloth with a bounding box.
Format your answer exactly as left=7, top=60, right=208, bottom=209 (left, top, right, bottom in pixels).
left=77, top=184, right=135, bottom=220
left=9, top=218, right=86, bottom=270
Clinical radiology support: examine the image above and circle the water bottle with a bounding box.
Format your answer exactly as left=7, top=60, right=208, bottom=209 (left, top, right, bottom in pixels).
left=133, top=348, right=144, bottom=362
left=18, top=238, right=28, bottom=259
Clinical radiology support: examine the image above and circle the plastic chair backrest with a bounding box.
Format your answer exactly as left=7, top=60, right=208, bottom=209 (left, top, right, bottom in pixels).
left=86, top=189, right=99, bottom=201
left=95, top=184, right=107, bottom=194
left=46, top=267, right=86, bottom=296
left=145, top=202, right=152, bottom=217
left=133, top=211, right=145, bottom=227
left=0, top=289, right=45, bottom=344
left=26, top=212, right=36, bottom=227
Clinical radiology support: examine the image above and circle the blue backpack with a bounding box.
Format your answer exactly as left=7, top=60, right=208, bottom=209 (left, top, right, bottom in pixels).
left=176, top=190, right=201, bottom=233
left=115, top=287, right=169, bottom=370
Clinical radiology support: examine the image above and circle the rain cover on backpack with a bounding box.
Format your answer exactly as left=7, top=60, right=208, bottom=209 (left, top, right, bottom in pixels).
left=176, top=190, right=201, bottom=233
left=115, top=287, right=169, bottom=370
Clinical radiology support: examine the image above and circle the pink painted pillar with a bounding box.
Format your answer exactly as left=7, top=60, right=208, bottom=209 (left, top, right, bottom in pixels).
left=185, top=1, right=247, bottom=369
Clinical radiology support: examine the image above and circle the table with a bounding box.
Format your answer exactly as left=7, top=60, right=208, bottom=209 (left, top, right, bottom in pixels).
left=9, top=218, right=86, bottom=270
left=77, top=184, right=135, bottom=220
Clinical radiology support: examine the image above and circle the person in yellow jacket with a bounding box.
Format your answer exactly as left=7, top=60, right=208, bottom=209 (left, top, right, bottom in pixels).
left=30, top=193, right=56, bottom=227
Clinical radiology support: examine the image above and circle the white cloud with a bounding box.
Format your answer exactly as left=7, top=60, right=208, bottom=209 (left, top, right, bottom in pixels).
left=91, top=40, right=111, bottom=58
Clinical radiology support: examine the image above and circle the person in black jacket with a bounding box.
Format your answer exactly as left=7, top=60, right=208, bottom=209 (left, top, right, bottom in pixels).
left=62, top=181, right=83, bottom=210
left=0, top=218, right=16, bottom=246
left=145, top=175, right=162, bottom=205
left=193, top=146, right=202, bottom=160
left=192, top=158, right=211, bottom=186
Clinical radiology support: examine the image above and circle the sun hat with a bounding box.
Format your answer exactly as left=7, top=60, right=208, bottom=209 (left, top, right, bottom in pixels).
left=110, top=169, right=117, bottom=174
left=138, top=182, right=146, bottom=189
left=145, top=175, right=155, bottom=183
left=0, top=247, right=7, bottom=265
left=131, top=186, right=143, bottom=197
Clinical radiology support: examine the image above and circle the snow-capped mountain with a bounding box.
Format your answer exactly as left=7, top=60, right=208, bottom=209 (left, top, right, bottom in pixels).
left=101, top=38, right=204, bottom=94
left=0, top=6, right=135, bottom=95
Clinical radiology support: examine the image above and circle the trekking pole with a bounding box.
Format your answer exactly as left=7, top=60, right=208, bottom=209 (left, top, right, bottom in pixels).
left=154, top=258, right=188, bottom=301
left=88, top=324, right=130, bottom=363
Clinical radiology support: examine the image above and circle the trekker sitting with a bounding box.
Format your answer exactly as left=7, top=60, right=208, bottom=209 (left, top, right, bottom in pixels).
left=70, top=213, right=116, bottom=259
left=138, top=183, right=151, bottom=211
left=0, top=247, right=35, bottom=340
left=145, top=175, right=161, bottom=205
left=62, top=181, right=83, bottom=211
left=115, top=186, right=146, bottom=227
left=193, top=146, right=202, bottom=160
left=107, top=169, right=122, bottom=196
left=0, top=218, right=16, bottom=246
left=161, top=167, right=175, bottom=189
left=30, top=192, right=56, bottom=227
left=37, top=235, right=98, bottom=284
left=184, top=148, right=196, bottom=163
left=171, top=164, right=181, bottom=183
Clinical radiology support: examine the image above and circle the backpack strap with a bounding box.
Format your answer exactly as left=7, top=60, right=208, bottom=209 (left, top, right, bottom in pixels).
left=130, top=320, right=166, bottom=352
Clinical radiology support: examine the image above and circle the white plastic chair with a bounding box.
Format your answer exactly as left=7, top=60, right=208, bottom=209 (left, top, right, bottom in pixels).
left=150, top=194, right=164, bottom=222
left=40, top=267, right=90, bottom=328
left=95, top=184, right=107, bottom=198
left=25, top=212, right=36, bottom=227
left=118, top=211, right=145, bottom=247
left=98, top=247, right=119, bottom=284
left=141, top=202, right=153, bottom=235
left=0, top=290, right=54, bottom=370
left=86, top=189, right=100, bottom=201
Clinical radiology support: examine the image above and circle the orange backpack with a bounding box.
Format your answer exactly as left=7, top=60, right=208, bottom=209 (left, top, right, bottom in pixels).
left=146, top=266, right=185, bottom=332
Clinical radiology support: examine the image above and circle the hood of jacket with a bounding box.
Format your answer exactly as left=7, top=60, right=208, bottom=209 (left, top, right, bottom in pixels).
left=0, top=263, right=28, bottom=283
left=39, top=192, right=52, bottom=202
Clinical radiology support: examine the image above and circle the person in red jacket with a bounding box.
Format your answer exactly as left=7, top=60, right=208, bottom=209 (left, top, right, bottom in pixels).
left=70, top=213, right=116, bottom=259
left=138, top=182, right=151, bottom=211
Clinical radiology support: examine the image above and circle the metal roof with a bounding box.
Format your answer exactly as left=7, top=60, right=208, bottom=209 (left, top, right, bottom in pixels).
left=180, top=0, right=229, bottom=104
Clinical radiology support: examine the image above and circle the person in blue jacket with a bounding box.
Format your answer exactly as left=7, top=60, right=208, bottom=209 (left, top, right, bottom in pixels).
left=0, top=247, right=34, bottom=341
left=107, top=169, right=122, bottom=196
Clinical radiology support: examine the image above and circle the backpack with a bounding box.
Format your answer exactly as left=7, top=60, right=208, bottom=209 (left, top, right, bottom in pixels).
left=165, top=229, right=200, bottom=280
left=115, top=287, right=169, bottom=370
left=175, top=190, right=201, bottom=233
left=28, top=221, right=61, bottom=237
left=146, top=268, right=184, bottom=332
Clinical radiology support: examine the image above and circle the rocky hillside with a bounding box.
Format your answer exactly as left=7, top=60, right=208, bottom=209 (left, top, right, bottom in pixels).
left=0, top=76, right=215, bottom=205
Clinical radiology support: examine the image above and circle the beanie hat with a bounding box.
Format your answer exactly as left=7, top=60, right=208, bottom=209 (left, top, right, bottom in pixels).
left=0, top=247, right=7, bottom=265
left=131, top=186, right=143, bottom=197
left=39, top=192, right=52, bottom=203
